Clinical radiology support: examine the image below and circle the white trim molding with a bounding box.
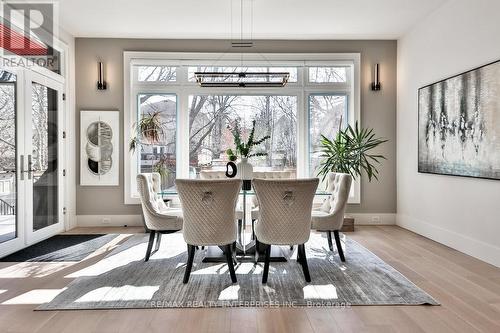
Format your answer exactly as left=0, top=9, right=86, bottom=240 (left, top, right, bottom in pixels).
left=75, top=212, right=395, bottom=228
left=77, top=215, right=144, bottom=227
left=348, top=213, right=396, bottom=225
left=397, top=214, right=500, bottom=268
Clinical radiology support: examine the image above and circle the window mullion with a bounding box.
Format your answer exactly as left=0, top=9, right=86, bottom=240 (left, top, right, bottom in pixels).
left=177, top=90, right=190, bottom=179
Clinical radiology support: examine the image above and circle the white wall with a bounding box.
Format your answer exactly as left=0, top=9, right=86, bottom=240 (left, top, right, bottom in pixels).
left=59, top=29, right=77, bottom=232
left=397, top=0, right=500, bottom=267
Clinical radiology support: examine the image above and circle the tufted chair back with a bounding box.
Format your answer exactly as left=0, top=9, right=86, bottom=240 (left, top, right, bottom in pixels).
left=311, top=172, right=352, bottom=232
left=251, top=171, right=294, bottom=205
left=199, top=170, right=227, bottom=180
left=137, top=173, right=167, bottom=214
left=253, top=171, right=294, bottom=179
left=176, top=179, right=242, bottom=246
left=137, top=173, right=182, bottom=231
left=320, top=173, right=352, bottom=215
left=253, top=178, right=319, bottom=245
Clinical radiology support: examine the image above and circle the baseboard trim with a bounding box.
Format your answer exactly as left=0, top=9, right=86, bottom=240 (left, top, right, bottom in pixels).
left=76, top=213, right=396, bottom=228
left=397, top=214, right=500, bottom=268
left=77, top=215, right=143, bottom=227
left=347, top=213, right=396, bottom=225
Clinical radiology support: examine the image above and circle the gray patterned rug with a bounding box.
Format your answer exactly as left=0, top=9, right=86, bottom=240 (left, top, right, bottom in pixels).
left=37, top=232, right=438, bottom=310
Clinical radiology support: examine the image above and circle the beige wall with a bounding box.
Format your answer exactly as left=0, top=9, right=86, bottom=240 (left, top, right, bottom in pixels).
left=75, top=39, right=397, bottom=215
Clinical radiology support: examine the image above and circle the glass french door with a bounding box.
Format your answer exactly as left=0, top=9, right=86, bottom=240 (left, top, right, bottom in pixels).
left=25, top=72, right=64, bottom=244
left=0, top=66, right=64, bottom=256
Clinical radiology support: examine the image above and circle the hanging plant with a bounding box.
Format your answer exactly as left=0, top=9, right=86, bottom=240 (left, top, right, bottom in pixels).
left=129, top=111, right=165, bottom=152
left=130, top=111, right=171, bottom=179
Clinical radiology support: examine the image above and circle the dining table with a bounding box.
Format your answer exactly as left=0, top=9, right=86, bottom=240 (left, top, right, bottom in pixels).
left=159, top=186, right=331, bottom=263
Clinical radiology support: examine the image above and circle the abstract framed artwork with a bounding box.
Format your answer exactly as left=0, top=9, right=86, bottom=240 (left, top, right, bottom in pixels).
left=80, top=111, right=119, bottom=186
left=418, top=60, right=500, bottom=180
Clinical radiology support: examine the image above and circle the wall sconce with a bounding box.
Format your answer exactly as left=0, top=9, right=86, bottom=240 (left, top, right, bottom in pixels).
left=371, top=63, right=381, bottom=91
left=97, top=62, right=107, bottom=90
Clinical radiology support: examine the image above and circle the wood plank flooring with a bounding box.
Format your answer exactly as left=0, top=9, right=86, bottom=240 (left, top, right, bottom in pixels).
left=0, top=226, right=499, bottom=333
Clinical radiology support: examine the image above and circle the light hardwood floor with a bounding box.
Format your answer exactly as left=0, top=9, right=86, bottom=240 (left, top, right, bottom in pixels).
left=1, top=226, right=500, bottom=333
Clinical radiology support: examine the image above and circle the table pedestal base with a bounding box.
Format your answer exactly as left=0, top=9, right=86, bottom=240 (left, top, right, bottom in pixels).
left=201, top=243, right=289, bottom=263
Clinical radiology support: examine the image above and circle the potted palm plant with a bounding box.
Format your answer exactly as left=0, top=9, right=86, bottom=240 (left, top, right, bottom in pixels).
left=317, top=121, right=387, bottom=181
left=317, top=121, right=387, bottom=230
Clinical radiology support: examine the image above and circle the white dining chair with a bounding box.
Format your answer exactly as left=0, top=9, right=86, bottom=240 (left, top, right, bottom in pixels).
left=137, top=173, right=183, bottom=262
left=311, top=172, right=352, bottom=262
left=176, top=178, right=242, bottom=284
left=253, top=178, right=319, bottom=283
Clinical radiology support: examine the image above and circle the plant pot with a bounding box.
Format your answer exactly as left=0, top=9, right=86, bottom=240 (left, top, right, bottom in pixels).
left=237, top=157, right=253, bottom=190
left=341, top=216, right=355, bottom=232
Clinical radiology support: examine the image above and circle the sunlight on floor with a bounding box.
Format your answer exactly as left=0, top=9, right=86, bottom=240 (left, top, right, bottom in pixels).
left=66, top=238, right=186, bottom=278
left=75, top=285, right=160, bottom=303
left=303, top=284, right=338, bottom=300
left=2, top=288, right=67, bottom=305
left=80, top=234, right=132, bottom=261
left=65, top=243, right=147, bottom=278
left=218, top=285, right=240, bottom=301
left=263, top=285, right=276, bottom=294
left=0, top=262, right=75, bottom=278
left=192, top=263, right=229, bottom=275
left=235, top=262, right=263, bottom=274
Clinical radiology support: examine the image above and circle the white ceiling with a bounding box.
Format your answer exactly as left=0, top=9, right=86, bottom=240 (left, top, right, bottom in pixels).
left=58, top=0, right=448, bottom=39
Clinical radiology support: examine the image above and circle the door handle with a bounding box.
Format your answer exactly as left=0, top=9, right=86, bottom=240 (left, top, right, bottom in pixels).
left=20, top=155, right=25, bottom=181
left=27, top=155, right=34, bottom=180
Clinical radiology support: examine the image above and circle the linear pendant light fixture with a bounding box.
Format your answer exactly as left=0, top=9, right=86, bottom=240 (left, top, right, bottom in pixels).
left=194, top=71, right=290, bottom=88
left=195, top=0, right=290, bottom=88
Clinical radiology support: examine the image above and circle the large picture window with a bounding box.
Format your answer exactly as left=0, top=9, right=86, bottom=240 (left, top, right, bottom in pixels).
left=125, top=53, right=360, bottom=204
left=189, top=95, right=297, bottom=178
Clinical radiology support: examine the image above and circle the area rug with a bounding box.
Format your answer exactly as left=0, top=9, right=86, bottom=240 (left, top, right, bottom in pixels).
left=1, top=234, right=119, bottom=262
left=37, top=232, right=438, bottom=309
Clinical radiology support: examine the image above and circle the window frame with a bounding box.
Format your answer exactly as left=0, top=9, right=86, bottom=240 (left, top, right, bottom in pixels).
left=124, top=52, right=360, bottom=204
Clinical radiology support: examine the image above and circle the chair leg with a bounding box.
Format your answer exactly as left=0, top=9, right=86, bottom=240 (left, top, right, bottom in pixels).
left=225, top=244, right=237, bottom=283
left=144, top=231, right=156, bottom=262
left=298, top=244, right=311, bottom=282
left=262, top=244, right=271, bottom=284
left=237, top=219, right=243, bottom=244
left=154, top=232, right=162, bottom=253
left=333, top=230, right=345, bottom=262
left=183, top=244, right=196, bottom=284
left=251, top=219, right=256, bottom=240
left=232, top=242, right=238, bottom=265
left=327, top=231, right=334, bottom=251
left=254, top=238, right=260, bottom=264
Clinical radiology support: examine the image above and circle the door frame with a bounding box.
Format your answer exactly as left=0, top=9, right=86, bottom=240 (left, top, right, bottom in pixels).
left=0, top=62, right=66, bottom=257
left=0, top=65, right=25, bottom=257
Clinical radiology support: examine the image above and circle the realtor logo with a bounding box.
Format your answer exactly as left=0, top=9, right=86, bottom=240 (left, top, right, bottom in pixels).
left=0, top=1, right=59, bottom=70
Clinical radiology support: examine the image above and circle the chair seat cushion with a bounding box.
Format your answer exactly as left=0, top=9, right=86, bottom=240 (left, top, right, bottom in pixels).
left=311, top=210, right=329, bottom=218
left=311, top=210, right=332, bottom=230
left=158, top=207, right=183, bottom=218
